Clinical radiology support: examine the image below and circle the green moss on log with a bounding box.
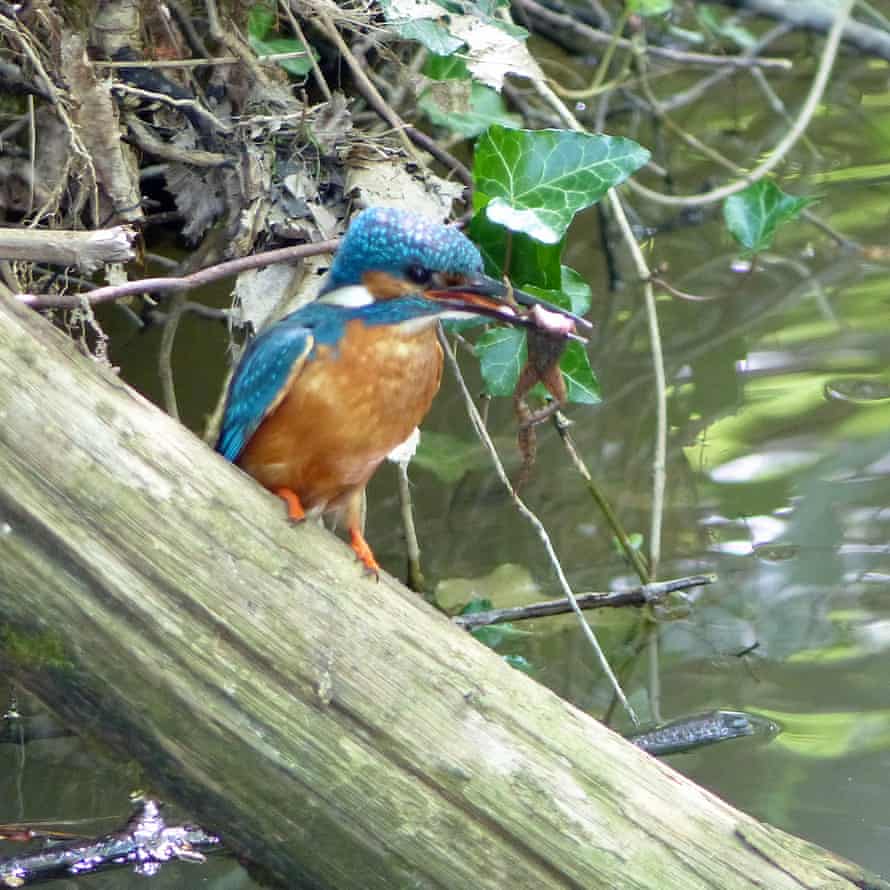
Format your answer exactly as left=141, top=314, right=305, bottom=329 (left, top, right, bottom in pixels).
left=2, top=625, right=73, bottom=671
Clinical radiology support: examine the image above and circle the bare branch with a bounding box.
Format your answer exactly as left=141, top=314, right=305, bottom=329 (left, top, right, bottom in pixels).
left=17, top=240, right=340, bottom=308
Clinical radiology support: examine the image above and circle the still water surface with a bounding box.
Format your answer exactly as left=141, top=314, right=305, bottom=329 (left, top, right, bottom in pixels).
left=3, top=43, right=890, bottom=888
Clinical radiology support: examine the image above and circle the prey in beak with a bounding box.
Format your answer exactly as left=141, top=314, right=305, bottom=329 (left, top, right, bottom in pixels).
left=425, top=275, right=590, bottom=343
left=426, top=274, right=592, bottom=490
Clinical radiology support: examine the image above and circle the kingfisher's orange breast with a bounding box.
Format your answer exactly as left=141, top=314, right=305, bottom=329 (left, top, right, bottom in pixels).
left=237, top=318, right=443, bottom=513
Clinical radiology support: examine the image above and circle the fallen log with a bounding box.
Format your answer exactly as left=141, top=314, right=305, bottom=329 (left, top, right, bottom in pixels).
left=0, top=297, right=885, bottom=890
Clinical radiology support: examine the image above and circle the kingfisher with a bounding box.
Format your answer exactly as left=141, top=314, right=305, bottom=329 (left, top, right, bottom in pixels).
left=216, top=206, right=582, bottom=577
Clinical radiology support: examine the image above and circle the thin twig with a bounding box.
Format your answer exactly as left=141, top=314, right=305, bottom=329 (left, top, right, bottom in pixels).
left=205, top=0, right=223, bottom=41
left=529, top=79, right=667, bottom=582
left=166, top=0, right=212, bottom=58
left=405, top=127, right=473, bottom=188
left=649, top=276, right=718, bottom=303
left=646, top=619, right=662, bottom=724
left=396, top=462, right=425, bottom=592
left=282, top=0, right=332, bottom=101
left=553, top=414, right=650, bottom=582
left=586, top=0, right=611, bottom=29
left=439, top=330, right=638, bottom=726
left=0, top=797, right=221, bottom=885
left=158, top=291, right=186, bottom=420
left=26, top=94, right=34, bottom=216
left=91, top=51, right=310, bottom=69
left=17, top=239, right=340, bottom=308
left=124, top=115, right=230, bottom=167
left=453, top=574, right=716, bottom=628
left=551, top=7, right=630, bottom=100
left=144, top=302, right=233, bottom=324
left=710, top=0, right=890, bottom=61
left=110, top=83, right=233, bottom=135
left=622, top=23, right=791, bottom=116
left=608, top=191, right=666, bottom=580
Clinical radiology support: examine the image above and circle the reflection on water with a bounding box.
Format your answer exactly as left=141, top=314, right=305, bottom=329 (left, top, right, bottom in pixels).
left=5, top=42, right=890, bottom=890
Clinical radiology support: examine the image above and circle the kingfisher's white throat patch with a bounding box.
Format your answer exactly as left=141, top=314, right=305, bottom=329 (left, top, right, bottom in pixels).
left=318, top=285, right=374, bottom=308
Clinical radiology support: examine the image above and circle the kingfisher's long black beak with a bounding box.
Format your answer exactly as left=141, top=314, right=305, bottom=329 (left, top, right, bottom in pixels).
left=428, top=276, right=592, bottom=333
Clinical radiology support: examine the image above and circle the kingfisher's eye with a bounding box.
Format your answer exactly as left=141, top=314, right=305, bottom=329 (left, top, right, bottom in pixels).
left=406, top=264, right=433, bottom=286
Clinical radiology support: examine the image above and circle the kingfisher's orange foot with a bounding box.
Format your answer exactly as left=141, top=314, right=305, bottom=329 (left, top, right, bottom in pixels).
left=275, top=487, right=306, bottom=522
left=349, top=527, right=381, bottom=580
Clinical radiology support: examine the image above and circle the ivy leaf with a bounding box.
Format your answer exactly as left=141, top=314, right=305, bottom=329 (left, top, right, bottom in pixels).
left=398, top=19, right=465, bottom=55
left=474, top=126, right=650, bottom=243
left=379, top=0, right=464, bottom=54
left=477, top=326, right=600, bottom=406
left=419, top=83, right=522, bottom=138
left=380, top=0, right=540, bottom=85
left=249, top=35, right=316, bottom=76
left=723, top=181, right=818, bottom=256
left=459, top=597, right=494, bottom=614
left=559, top=341, right=601, bottom=405
left=246, top=2, right=316, bottom=75
left=627, top=0, right=673, bottom=15
left=695, top=6, right=757, bottom=49
left=247, top=2, right=276, bottom=40
left=469, top=211, right=563, bottom=289
left=522, top=269, right=593, bottom=316
left=561, top=266, right=593, bottom=316
left=422, top=53, right=471, bottom=80
left=472, top=258, right=598, bottom=405
left=477, top=326, right=527, bottom=397
left=613, top=533, right=644, bottom=558
left=447, top=16, right=542, bottom=90
left=502, top=654, right=535, bottom=673
left=472, top=624, right=532, bottom=648
left=461, top=601, right=533, bottom=648
left=412, top=431, right=486, bottom=483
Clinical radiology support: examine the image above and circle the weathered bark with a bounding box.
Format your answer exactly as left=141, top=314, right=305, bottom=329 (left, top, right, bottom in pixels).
left=0, top=297, right=885, bottom=890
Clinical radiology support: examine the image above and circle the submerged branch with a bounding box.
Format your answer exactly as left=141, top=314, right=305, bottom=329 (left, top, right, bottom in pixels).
left=452, top=574, right=716, bottom=629
left=0, top=798, right=221, bottom=887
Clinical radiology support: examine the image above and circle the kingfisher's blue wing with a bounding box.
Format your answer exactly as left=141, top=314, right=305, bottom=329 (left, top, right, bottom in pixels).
left=216, top=320, right=314, bottom=462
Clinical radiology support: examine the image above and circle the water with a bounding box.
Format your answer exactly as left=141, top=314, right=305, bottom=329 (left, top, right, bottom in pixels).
left=3, top=40, right=890, bottom=888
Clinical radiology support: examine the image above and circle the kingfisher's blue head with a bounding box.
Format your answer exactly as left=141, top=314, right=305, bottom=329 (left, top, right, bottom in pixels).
left=317, top=206, right=590, bottom=332
left=319, top=207, right=484, bottom=297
